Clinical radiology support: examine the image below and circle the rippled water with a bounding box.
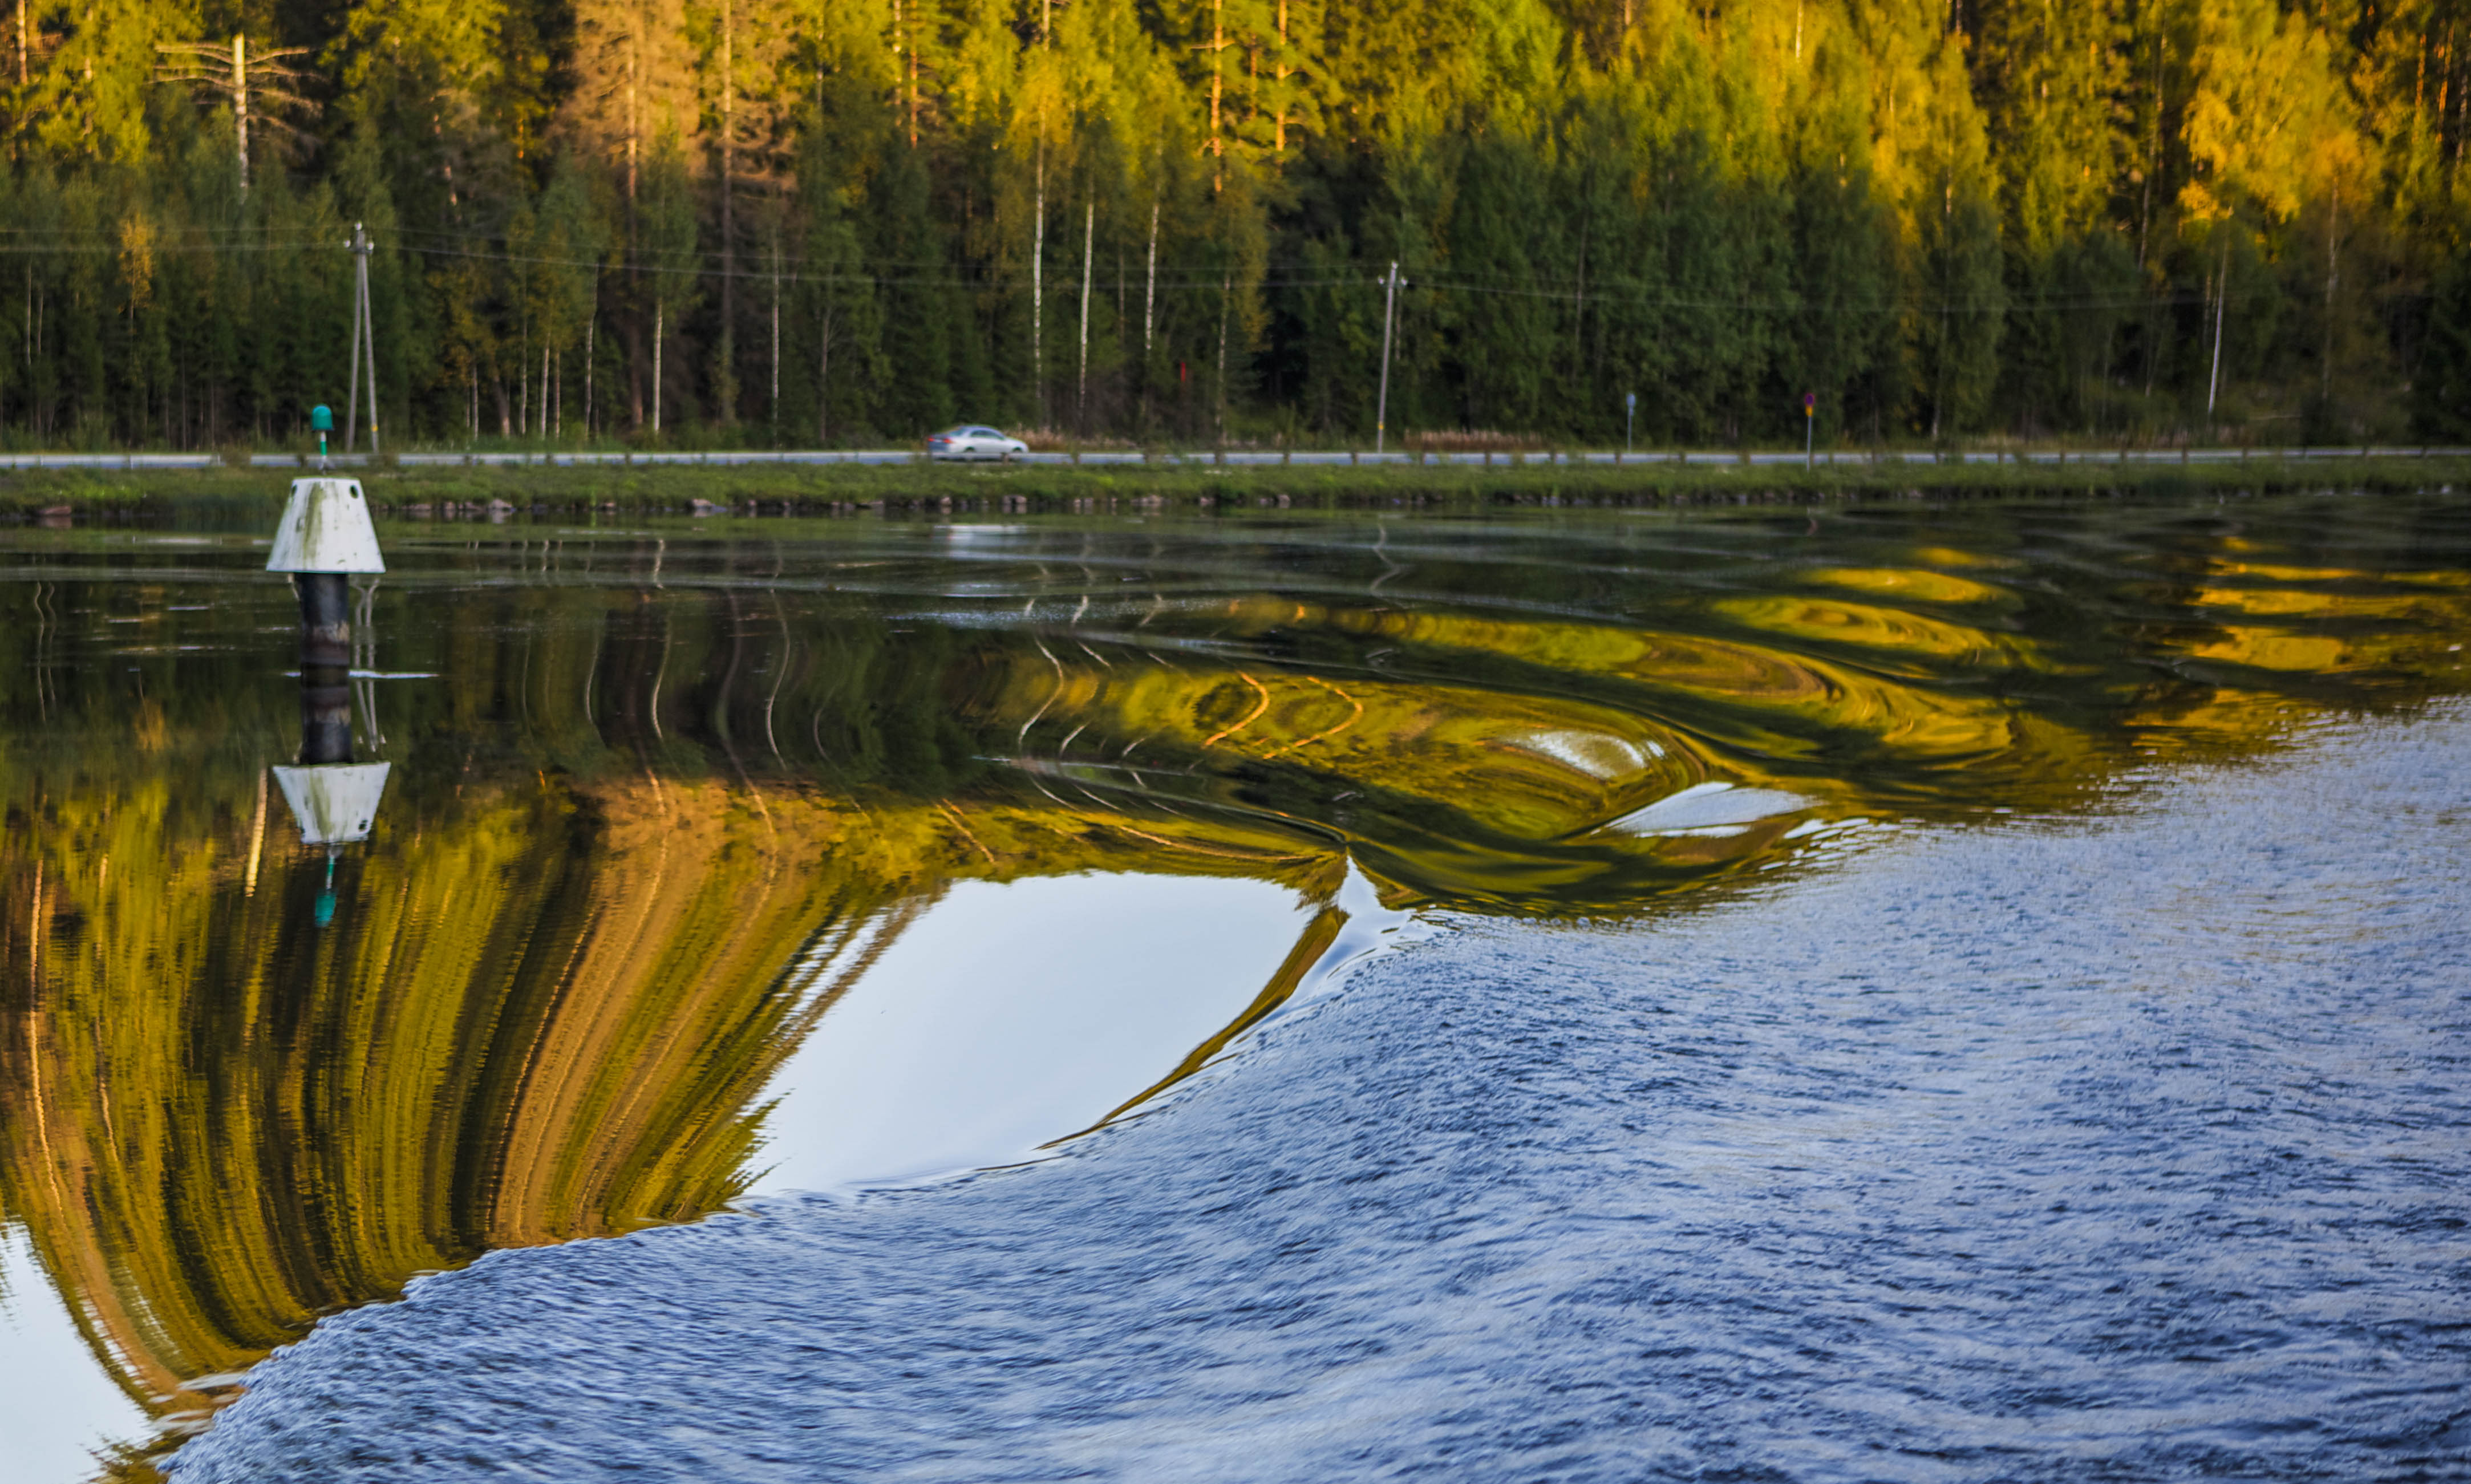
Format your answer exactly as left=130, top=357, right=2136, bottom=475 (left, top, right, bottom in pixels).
left=168, top=708, right=2471, bottom=1483
left=1, top=492, right=2465, bottom=1481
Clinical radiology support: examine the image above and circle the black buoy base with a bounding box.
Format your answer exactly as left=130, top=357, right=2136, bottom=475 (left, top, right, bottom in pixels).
left=296, top=572, right=351, bottom=669
left=299, top=667, right=353, bottom=764
left=295, top=573, right=355, bottom=764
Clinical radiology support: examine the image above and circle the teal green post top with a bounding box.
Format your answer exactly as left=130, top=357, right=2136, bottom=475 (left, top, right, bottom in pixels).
left=311, top=405, right=334, bottom=432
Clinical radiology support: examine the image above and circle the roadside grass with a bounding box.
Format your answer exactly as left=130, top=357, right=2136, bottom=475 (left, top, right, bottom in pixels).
left=2, top=452, right=2465, bottom=521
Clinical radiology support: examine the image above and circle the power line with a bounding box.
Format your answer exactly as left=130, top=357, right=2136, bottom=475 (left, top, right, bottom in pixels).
left=0, top=226, right=2423, bottom=314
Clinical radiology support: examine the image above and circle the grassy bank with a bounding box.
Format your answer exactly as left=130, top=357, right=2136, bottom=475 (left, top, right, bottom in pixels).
left=3, top=452, right=2466, bottom=522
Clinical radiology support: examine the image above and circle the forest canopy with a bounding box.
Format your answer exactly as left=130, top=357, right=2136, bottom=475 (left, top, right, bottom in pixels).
left=4, top=0, right=2469, bottom=449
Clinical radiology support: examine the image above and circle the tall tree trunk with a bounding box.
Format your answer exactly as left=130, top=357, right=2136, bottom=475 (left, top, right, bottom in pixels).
left=1033, top=140, right=1046, bottom=427
left=769, top=236, right=780, bottom=443
left=1932, top=178, right=1949, bottom=442
left=626, top=29, right=643, bottom=429
left=1143, top=193, right=1158, bottom=420
left=817, top=302, right=833, bottom=444
left=897, top=0, right=919, bottom=145
left=584, top=281, right=597, bottom=439
left=1210, top=0, right=1224, bottom=188
left=1077, top=196, right=1094, bottom=429
left=1274, top=0, right=1289, bottom=152
left=234, top=34, right=249, bottom=194
left=1573, top=202, right=1587, bottom=372
left=2207, top=235, right=2227, bottom=417
left=718, top=0, right=735, bottom=425
left=1143, top=197, right=1160, bottom=358
left=2323, top=183, right=2340, bottom=402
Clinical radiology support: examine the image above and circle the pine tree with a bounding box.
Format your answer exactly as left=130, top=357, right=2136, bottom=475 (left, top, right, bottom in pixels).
left=870, top=139, right=955, bottom=436
left=1444, top=127, right=1554, bottom=433
left=2412, top=249, right=2471, bottom=435
left=788, top=121, right=883, bottom=443
left=1786, top=54, right=1901, bottom=445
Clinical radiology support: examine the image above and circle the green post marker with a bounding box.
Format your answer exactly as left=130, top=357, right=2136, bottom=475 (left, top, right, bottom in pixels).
left=312, top=404, right=334, bottom=469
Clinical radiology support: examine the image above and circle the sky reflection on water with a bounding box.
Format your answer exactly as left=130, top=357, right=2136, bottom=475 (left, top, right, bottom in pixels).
left=0, top=492, right=2466, bottom=1479
left=749, top=871, right=1325, bottom=1194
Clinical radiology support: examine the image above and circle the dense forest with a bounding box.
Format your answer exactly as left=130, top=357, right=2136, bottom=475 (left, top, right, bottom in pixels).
left=2, top=0, right=2469, bottom=449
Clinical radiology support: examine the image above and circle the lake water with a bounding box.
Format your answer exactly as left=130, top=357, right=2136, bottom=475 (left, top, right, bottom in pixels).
left=1, top=492, right=2466, bottom=1482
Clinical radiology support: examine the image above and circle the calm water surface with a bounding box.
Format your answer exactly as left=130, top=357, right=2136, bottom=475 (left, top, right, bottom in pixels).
left=1, top=492, right=2466, bottom=1481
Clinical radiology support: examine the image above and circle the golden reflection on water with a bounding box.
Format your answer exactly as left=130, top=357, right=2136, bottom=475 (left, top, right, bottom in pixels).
left=1, top=501, right=2466, bottom=1478
left=1802, top=566, right=2012, bottom=606
left=2187, top=564, right=2471, bottom=673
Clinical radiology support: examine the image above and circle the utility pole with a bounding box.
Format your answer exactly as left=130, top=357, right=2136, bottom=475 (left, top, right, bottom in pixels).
left=344, top=223, right=379, bottom=455
left=361, top=224, right=379, bottom=453
left=1375, top=261, right=1403, bottom=455
left=345, top=228, right=362, bottom=453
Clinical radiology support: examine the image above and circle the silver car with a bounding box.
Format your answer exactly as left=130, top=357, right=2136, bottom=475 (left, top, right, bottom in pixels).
left=926, top=425, right=1029, bottom=461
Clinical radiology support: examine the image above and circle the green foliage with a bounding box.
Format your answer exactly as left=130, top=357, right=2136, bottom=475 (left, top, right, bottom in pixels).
left=2413, top=253, right=2471, bottom=440
left=0, top=0, right=2460, bottom=448
left=870, top=143, right=959, bottom=436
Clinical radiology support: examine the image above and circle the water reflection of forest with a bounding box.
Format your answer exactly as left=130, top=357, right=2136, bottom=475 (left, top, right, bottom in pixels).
left=2, top=503, right=2465, bottom=1478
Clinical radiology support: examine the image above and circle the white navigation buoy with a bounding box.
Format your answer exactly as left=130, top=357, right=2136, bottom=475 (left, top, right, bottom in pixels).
left=273, top=760, right=392, bottom=928
left=266, top=479, right=385, bottom=574
left=271, top=763, right=392, bottom=846
left=269, top=471, right=391, bottom=930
